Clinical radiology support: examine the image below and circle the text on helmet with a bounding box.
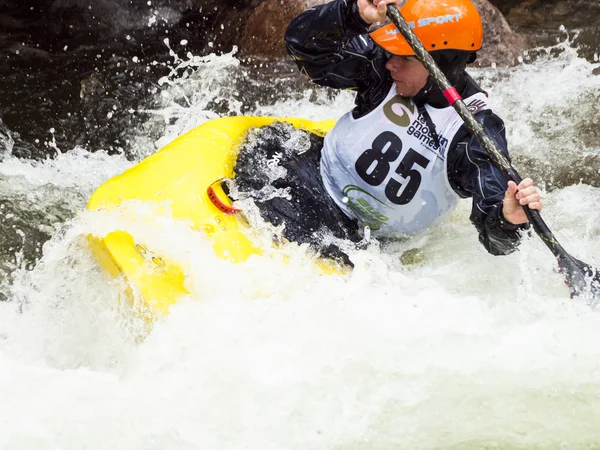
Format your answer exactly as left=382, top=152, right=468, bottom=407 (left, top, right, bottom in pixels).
left=384, top=13, right=463, bottom=35
left=412, top=13, right=463, bottom=29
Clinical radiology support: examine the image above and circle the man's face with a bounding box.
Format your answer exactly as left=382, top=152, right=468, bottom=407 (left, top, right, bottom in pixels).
left=385, top=55, right=429, bottom=97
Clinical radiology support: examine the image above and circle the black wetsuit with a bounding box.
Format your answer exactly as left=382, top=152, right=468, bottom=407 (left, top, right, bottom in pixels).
left=234, top=123, right=362, bottom=265
left=236, top=0, right=528, bottom=261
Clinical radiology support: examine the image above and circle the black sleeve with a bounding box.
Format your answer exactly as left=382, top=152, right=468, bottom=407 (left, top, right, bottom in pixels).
left=447, top=110, right=530, bottom=256
left=284, top=0, right=391, bottom=116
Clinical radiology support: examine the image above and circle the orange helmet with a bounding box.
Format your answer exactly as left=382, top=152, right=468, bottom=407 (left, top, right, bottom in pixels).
left=370, top=0, right=483, bottom=56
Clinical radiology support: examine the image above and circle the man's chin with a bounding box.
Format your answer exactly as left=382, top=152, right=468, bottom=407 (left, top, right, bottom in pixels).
left=394, top=83, right=412, bottom=97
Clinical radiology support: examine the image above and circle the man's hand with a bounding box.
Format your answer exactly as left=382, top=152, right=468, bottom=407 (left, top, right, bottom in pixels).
left=358, top=0, right=400, bottom=25
left=502, top=178, right=543, bottom=225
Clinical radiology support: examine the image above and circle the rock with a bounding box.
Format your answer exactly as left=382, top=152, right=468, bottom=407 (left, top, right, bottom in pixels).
left=242, top=0, right=328, bottom=57
left=488, top=0, right=600, bottom=30
left=471, top=0, right=528, bottom=66
left=593, top=66, right=600, bottom=76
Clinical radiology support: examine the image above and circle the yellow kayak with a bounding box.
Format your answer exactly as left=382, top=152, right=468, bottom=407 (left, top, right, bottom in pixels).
left=87, top=116, right=335, bottom=317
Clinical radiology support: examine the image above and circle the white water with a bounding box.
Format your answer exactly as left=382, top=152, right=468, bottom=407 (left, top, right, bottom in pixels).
left=1, top=43, right=600, bottom=449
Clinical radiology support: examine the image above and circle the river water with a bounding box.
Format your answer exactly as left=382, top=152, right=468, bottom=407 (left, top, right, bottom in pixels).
left=1, top=37, right=600, bottom=448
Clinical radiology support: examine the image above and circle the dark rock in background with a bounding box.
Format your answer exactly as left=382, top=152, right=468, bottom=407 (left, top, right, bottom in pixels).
left=471, top=0, right=528, bottom=67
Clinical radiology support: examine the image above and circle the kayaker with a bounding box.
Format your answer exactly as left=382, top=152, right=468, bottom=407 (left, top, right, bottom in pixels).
left=234, top=0, right=543, bottom=263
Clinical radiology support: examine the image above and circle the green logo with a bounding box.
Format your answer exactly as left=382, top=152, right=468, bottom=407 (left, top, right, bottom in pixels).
left=342, top=185, right=390, bottom=230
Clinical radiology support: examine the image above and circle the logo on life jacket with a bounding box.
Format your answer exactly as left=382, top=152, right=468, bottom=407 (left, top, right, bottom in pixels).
left=342, top=185, right=389, bottom=230
left=383, top=95, right=448, bottom=153
left=466, top=98, right=487, bottom=115
left=383, top=95, right=415, bottom=128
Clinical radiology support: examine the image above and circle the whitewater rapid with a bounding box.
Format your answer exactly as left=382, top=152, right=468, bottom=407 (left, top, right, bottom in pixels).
left=1, top=42, right=600, bottom=449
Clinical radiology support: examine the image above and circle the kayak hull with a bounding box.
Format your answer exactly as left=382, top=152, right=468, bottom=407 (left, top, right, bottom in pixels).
left=87, top=116, right=335, bottom=316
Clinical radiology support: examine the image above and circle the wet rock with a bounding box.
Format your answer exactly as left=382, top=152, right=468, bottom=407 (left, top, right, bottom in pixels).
left=242, top=0, right=326, bottom=57
left=489, top=0, right=600, bottom=29
left=472, top=0, right=528, bottom=66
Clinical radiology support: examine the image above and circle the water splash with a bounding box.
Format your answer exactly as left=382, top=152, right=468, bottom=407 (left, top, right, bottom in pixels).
left=0, top=119, right=14, bottom=160
left=474, top=34, right=600, bottom=190
left=1, top=41, right=600, bottom=449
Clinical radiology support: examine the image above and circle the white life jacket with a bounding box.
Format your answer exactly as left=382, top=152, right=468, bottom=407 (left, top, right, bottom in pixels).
left=320, top=85, right=490, bottom=236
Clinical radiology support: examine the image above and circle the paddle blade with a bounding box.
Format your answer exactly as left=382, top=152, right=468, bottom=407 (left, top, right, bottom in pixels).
left=558, top=253, right=600, bottom=305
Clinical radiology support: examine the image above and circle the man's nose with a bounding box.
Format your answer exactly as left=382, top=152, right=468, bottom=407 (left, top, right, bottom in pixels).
left=386, top=56, right=405, bottom=71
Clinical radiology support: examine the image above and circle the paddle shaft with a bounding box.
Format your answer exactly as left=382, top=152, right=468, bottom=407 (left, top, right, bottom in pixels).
left=385, top=4, right=572, bottom=261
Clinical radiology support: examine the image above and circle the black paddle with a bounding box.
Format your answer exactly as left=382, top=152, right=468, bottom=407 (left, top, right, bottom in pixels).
left=385, top=4, right=600, bottom=303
